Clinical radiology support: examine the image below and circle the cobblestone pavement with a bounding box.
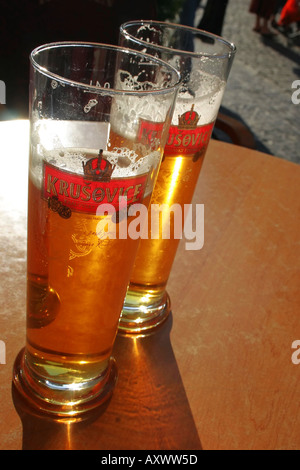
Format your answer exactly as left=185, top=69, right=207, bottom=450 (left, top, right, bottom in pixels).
left=197, top=0, right=300, bottom=164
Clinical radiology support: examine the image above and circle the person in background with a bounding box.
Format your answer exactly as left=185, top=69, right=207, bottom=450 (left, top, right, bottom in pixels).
left=249, top=0, right=278, bottom=36
left=277, top=0, right=300, bottom=27
left=180, top=0, right=229, bottom=37
left=196, top=0, right=229, bottom=36
left=270, top=0, right=286, bottom=27
left=180, top=0, right=201, bottom=27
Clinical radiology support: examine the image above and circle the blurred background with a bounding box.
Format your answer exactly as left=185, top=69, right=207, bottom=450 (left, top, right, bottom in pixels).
left=0, top=0, right=299, bottom=163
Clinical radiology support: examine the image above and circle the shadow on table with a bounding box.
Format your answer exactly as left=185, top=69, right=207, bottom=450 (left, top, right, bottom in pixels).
left=12, top=314, right=202, bottom=450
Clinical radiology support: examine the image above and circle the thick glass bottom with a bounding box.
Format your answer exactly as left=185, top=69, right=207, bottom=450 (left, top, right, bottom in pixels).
left=12, top=348, right=117, bottom=417
left=118, top=287, right=171, bottom=335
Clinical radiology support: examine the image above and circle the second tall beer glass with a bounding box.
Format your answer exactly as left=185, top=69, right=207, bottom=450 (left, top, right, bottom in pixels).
left=12, top=42, right=180, bottom=416
left=119, top=21, right=236, bottom=334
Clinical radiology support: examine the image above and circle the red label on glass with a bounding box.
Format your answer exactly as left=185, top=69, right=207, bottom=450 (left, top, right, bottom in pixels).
left=138, top=119, right=164, bottom=151
left=164, top=122, right=214, bottom=155
left=43, top=161, right=148, bottom=215
left=138, top=106, right=214, bottom=157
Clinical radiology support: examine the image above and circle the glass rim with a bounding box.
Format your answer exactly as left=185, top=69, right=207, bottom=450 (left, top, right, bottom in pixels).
left=120, top=20, right=237, bottom=59
left=30, top=41, right=181, bottom=96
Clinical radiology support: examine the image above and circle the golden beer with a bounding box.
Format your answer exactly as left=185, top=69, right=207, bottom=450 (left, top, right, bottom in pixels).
left=17, top=136, right=157, bottom=414
left=129, top=146, right=207, bottom=290
left=119, top=21, right=236, bottom=333
left=120, top=112, right=213, bottom=332
left=26, top=156, right=148, bottom=385
left=12, top=41, right=180, bottom=415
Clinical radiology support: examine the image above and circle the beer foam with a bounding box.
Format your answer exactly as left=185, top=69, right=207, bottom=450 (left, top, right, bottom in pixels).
left=175, top=70, right=225, bottom=125
left=110, top=94, right=171, bottom=141
left=110, top=68, right=174, bottom=141
left=104, top=147, right=160, bottom=177
left=30, top=146, right=160, bottom=192
left=30, top=119, right=110, bottom=150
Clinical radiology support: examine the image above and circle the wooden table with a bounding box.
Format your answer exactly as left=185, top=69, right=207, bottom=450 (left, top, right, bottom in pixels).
left=0, top=120, right=299, bottom=450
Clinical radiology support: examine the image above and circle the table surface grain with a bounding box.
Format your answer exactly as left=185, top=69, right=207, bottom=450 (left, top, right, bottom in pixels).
left=0, top=120, right=299, bottom=450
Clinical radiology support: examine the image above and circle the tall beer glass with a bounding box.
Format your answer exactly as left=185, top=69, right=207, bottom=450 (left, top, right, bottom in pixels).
left=13, top=42, right=180, bottom=416
left=119, top=21, right=236, bottom=334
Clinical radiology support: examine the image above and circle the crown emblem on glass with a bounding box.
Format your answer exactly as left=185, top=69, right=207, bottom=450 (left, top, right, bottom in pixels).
left=178, top=105, right=200, bottom=129
left=82, top=149, right=115, bottom=182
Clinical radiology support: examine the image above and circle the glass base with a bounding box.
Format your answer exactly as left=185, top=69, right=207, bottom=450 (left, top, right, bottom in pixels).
left=12, top=348, right=117, bottom=418
left=118, top=289, right=171, bottom=335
